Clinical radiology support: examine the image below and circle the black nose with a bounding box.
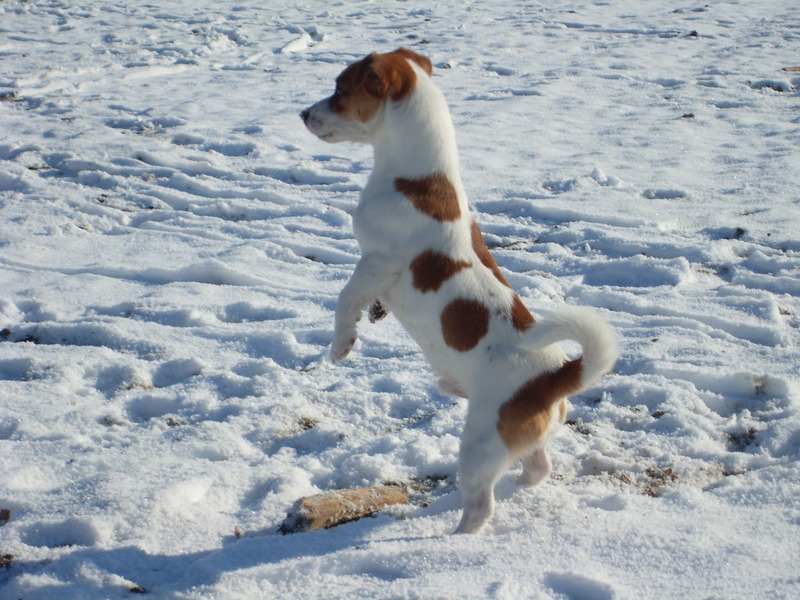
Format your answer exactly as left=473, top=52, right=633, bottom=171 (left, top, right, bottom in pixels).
left=300, top=109, right=310, bottom=123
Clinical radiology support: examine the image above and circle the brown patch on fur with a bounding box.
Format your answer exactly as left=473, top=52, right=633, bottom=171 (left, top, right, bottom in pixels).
left=510, top=295, right=535, bottom=331
left=330, top=59, right=384, bottom=123
left=410, top=250, right=471, bottom=292
left=558, top=398, right=567, bottom=423
left=497, top=359, right=583, bottom=455
left=330, top=48, right=431, bottom=123
left=395, top=173, right=461, bottom=221
left=470, top=220, right=509, bottom=286
left=441, top=298, right=490, bottom=352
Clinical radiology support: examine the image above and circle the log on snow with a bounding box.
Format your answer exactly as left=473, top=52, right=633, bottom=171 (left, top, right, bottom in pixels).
left=280, top=485, right=408, bottom=533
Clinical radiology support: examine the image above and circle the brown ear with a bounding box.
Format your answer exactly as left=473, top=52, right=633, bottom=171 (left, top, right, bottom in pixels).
left=363, top=66, right=390, bottom=98
left=364, top=50, right=429, bottom=101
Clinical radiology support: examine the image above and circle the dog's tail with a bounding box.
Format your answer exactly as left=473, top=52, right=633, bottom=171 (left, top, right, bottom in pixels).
left=518, top=306, right=618, bottom=391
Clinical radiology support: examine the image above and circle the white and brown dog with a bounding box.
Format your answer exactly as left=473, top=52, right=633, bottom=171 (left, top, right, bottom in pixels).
left=301, top=48, right=617, bottom=534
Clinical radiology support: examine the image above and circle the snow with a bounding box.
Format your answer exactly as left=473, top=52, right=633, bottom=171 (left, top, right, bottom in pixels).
left=1, top=0, right=799, bottom=598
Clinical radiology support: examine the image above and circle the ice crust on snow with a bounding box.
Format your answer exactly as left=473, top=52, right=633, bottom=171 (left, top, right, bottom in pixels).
left=1, top=0, right=799, bottom=598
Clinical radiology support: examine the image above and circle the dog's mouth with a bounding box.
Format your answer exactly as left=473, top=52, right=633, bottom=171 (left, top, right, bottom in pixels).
left=307, top=126, right=336, bottom=142
left=300, top=109, right=337, bottom=142
left=310, top=125, right=340, bottom=143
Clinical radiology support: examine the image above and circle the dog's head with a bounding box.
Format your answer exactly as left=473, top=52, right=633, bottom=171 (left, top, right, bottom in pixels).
left=301, top=48, right=433, bottom=144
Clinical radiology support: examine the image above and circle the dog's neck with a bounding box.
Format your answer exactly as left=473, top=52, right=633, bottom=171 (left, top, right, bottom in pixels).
left=370, top=78, right=462, bottom=183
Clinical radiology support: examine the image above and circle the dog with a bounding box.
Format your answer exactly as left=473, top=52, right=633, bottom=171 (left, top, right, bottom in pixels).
left=301, top=48, right=617, bottom=533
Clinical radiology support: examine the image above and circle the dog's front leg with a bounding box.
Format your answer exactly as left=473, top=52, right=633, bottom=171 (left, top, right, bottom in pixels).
left=332, top=254, right=398, bottom=362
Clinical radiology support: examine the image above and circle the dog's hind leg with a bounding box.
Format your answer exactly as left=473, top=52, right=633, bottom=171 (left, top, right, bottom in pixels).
left=454, top=422, right=511, bottom=534
left=454, top=484, right=494, bottom=534
left=518, top=447, right=552, bottom=486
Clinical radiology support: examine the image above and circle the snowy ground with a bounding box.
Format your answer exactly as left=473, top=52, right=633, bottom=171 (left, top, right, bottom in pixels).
left=1, top=0, right=799, bottom=598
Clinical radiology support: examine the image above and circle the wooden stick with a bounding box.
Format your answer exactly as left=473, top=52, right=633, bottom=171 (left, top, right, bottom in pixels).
left=280, top=485, right=408, bottom=533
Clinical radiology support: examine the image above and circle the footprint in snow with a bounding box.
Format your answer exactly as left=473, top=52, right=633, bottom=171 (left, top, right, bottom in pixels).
left=0, top=358, right=41, bottom=383
left=642, top=188, right=689, bottom=200
left=171, top=133, right=205, bottom=146
left=204, top=141, right=257, bottom=157
left=170, top=133, right=256, bottom=156
left=105, top=115, right=184, bottom=134
left=218, top=301, right=296, bottom=323
left=278, top=28, right=325, bottom=54
left=21, top=518, right=105, bottom=549
left=485, top=64, right=516, bottom=76
left=544, top=572, right=615, bottom=600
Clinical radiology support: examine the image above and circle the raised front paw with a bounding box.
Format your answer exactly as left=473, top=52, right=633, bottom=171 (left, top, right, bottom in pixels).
left=368, top=300, right=388, bottom=323
left=330, top=334, right=356, bottom=363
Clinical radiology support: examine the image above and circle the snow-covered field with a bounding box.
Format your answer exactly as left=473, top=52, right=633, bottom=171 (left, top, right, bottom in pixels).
left=1, top=0, right=799, bottom=597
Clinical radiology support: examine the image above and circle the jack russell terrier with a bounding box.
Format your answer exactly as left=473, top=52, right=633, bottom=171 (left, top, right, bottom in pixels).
left=301, top=48, right=617, bottom=534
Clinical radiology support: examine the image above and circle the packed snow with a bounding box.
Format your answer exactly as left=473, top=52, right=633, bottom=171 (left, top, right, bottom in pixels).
left=1, top=0, right=799, bottom=598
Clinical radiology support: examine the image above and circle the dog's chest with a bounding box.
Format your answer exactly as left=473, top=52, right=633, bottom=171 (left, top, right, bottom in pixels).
left=356, top=206, right=512, bottom=367
left=352, top=187, right=440, bottom=255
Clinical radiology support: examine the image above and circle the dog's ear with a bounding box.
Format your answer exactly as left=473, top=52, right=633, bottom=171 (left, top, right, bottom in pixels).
left=363, top=49, right=429, bottom=101
left=362, top=57, right=390, bottom=98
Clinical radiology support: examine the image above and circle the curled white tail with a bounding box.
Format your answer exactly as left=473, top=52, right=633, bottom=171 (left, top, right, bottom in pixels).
left=519, top=306, right=618, bottom=389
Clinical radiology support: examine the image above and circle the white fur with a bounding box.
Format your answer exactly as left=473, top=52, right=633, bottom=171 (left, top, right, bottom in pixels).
left=302, top=52, right=617, bottom=533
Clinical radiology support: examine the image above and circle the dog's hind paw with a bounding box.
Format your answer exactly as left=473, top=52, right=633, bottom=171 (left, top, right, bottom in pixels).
left=454, top=488, right=494, bottom=534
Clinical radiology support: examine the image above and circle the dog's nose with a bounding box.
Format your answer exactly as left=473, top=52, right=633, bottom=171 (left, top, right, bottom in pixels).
left=300, top=109, right=310, bottom=123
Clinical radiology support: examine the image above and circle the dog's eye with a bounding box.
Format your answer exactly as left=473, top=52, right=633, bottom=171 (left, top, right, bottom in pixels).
left=333, top=85, right=346, bottom=97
